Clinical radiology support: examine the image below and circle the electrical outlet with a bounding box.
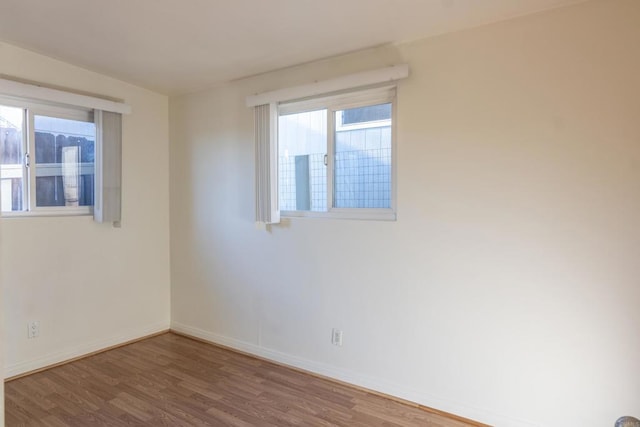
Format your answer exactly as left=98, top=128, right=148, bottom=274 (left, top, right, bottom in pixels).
left=331, top=328, right=343, bottom=346
left=28, top=321, right=40, bottom=339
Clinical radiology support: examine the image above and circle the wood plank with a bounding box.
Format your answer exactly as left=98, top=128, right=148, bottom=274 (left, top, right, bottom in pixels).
left=4, top=330, right=169, bottom=382
left=5, top=332, right=486, bottom=426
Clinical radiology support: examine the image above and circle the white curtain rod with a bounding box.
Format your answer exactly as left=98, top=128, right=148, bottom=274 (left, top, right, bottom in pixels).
left=0, top=77, right=132, bottom=114
left=246, top=64, right=409, bottom=108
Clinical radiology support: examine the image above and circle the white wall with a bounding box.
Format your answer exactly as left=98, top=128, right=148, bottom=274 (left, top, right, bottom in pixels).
left=169, top=1, right=640, bottom=426
left=0, top=214, right=4, bottom=427
left=1, top=42, right=171, bottom=378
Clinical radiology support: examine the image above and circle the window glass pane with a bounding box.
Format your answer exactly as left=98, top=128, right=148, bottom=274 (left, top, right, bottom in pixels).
left=341, top=103, right=391, bottom=126
left=34, top=115, right=95, bottom=207
left=334, top=103, right=392, bottom=209
left=0, top=105, right=26, bottom=212
left=278, top=109, right=327, bottom=212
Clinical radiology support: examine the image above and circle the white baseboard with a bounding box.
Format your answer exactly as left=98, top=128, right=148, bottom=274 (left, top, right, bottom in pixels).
left=4, top=322, right=170, bottom=379
left=171, top=321, right=538, bottom=427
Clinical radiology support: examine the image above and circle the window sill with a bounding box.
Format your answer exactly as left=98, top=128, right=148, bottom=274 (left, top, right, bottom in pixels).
left=281, top=208, right=396, bottom=221
left=1, top=208, right=93, bottom=218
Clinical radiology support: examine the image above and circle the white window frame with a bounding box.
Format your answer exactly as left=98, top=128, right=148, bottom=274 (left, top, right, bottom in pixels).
left=0, top=96, right=95, bottom=217
left=278, top=85, right=397, bottom=221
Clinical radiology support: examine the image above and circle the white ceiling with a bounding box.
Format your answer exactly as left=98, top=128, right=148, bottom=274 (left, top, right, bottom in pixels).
left=0, top=0, right=584, bottom=95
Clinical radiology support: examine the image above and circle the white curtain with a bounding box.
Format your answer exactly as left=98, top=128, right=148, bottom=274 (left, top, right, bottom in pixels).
left=94, top=110, right=122, bottom=225
left=255, top=103, right=280, bottom=224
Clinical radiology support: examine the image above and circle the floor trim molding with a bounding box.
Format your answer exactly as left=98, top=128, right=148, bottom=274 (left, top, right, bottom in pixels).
left=170, top=323, right=504, bottom=427
left=4, top=325, right=170, bottom=381
left=172, top=329, right=490, bottom=427
left=4, top=322, right=537, bottom=427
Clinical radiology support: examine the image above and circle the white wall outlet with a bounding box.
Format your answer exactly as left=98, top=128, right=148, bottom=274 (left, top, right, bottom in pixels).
left=331, top=328, right=343, bottom=346
left=28, top=321, right=40, bottom=339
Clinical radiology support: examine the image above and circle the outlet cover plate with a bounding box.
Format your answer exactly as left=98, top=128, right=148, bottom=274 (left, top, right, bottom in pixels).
left=28, top=321, right=40, bottom=338
left=331, top=328, right=343, bottom=346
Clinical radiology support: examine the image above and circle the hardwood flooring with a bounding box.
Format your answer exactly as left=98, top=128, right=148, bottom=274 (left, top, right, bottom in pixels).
left=5, top=332, right=478, bottom=427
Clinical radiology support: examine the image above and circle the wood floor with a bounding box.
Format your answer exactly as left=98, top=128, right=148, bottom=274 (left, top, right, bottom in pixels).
left=5, top=332, right=477, bottom=427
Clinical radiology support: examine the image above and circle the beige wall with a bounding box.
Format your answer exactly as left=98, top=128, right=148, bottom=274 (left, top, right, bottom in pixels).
left=1, top=42, right=171, bottom=378
left=169, top=1, right=640, bottom=426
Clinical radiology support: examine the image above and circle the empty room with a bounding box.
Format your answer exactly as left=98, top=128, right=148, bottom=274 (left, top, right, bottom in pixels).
left=1, top=0, right=639, bottom=426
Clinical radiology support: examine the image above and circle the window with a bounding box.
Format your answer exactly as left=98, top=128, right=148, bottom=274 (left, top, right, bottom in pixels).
left=1, top=76, right=127, bottom=223
left=1, top=101, right=95, bottom=215
left=251, top=65, right=408, bottom=224
left=277, top=86, right=396, bottom=220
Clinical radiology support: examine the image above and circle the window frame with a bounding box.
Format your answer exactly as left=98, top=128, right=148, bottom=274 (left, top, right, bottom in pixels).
left=277, top=85, right=397, bottom=221
left=0, top=96, right=96, bottom=217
